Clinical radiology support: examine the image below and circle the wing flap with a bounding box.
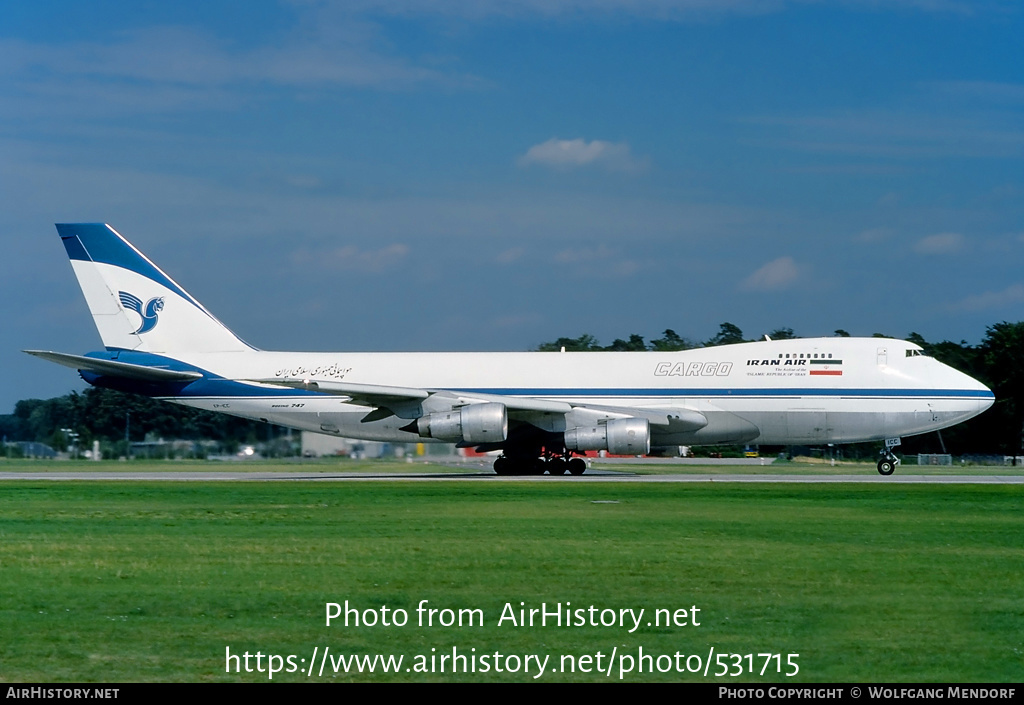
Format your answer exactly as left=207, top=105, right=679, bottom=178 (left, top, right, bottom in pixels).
left=450, top=391, right=572, bottom=414
left=573, top=404, right=708, bottom=431
left=252, top=378, right=430, bottom=407
left=256, top=379, right=573, bottom=414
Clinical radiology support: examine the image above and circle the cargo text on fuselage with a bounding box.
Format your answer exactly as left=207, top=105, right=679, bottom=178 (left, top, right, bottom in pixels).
left=653, top=362, right=733, bottom=377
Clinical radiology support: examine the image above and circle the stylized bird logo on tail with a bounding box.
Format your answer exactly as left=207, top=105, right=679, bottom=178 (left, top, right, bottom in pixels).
left=118, top=291, right=164, bottom=334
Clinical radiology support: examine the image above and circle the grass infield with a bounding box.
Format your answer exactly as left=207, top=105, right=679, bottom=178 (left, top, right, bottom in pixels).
left=0, top=470, right=1020, bottom=682
left=3, top=456, right=1019, bottom=475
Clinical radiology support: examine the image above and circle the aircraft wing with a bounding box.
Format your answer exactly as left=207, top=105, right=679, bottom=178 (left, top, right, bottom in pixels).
left=570, top=403, right=708, bottom=431
left=259, top=378, right=431, bottom=405
left=252, top=378, right=571, bottom=413
left=255, top=377, right=706, bottom=431
left=24, top=350, right=203, bottom=382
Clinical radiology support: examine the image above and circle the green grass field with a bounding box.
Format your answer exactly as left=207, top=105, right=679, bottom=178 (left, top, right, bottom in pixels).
left=0, top=465, right=1021, bottom=682
left=3, top=455, right=1018, bottom=475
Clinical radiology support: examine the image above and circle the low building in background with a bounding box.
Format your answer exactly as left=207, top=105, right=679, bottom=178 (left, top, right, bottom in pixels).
left=300, top=431, right=461, bottom=459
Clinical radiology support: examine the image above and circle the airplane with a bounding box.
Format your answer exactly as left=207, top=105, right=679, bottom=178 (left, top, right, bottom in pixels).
left=26, top=223, right=994, bottom=476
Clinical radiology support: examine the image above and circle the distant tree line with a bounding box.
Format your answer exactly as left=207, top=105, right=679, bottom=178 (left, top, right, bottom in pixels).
left=3, top=321, right=1022, bottom=458
left=0, top=386, right=274, bottom=457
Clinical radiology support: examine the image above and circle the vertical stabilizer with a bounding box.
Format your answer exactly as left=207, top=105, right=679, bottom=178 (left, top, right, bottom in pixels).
left=56, top=223, right=252, bottom=355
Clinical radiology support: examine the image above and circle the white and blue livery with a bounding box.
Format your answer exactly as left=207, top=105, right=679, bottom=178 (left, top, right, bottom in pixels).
left=26, top=223, right=994, bottom=475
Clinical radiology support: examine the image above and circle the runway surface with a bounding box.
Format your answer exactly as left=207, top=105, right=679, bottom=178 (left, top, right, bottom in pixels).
left=1, top=469, right=1022, bottom=483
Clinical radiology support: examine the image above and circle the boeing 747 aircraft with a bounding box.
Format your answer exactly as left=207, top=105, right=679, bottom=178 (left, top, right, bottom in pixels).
left=27, top=224, right=994, bottom=475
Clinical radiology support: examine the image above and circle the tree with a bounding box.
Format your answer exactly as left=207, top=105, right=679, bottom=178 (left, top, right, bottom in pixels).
left=906, top=332, right=927, bottom=348
left=604, top=334, right=647, bottom=351
left=535, top=334, right=603, bottom=352
left=763, top=327, right=797, bottom=340
left=981, top=322, right=1024, bottom=456
left=706, top=322, right=746, bottom=347
left=650, top=329, right=695, bottom=351
left=2, top=387, right=271, bottom=447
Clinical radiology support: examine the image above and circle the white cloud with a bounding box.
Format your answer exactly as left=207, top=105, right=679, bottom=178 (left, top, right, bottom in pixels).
left=495, top=247, right=526, bottom=264
left=741, top=256, right=800, bottom=291
left=741, top=87, right=1024, bottom=161
left=332, top=0, right=757, bottom=21
left=914, top=232, right=964, bottom=254
left=553, top=243, right=615, bottom=263
left=337, top=0, right=978, bottom=20
left=284, top=174, right=324, bottom=190
left=518, top=138, right=649, bottom=173
left=291, top=244, right=410, bottom=272
left=927, top=81, right=1024, bottom=103
left=0, top=21, right=476, bottom=110
left=854, top=227, right=895, bottom=243
left=552, top=244, right=640, bottom=276
left=950, top=284, right=1024, bottom=312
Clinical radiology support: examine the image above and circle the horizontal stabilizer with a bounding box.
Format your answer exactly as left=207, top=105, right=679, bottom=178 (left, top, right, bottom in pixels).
left=24, top=350, right=203, bottom=382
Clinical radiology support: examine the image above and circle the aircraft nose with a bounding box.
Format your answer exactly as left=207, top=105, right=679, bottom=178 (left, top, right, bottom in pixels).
left=940, top=362, right=994, bottom=419
left=979, top=383, right=995, bottom=413
left=962, top=373, right=994, bottom=415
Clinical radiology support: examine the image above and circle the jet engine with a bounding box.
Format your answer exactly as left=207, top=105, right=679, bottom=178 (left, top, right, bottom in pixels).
left=416, top=402, right=508, bottom=444
left=564, top=417, right=650, bottom=455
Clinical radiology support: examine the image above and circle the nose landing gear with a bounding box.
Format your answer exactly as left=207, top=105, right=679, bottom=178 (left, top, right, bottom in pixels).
left=877, top=453, right=898, bottom=476
left=877, top=438, right=902, bottom=476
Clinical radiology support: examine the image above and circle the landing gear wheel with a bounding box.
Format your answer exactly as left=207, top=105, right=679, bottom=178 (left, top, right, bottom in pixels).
left=493, top=456, right=511, bottom=476
left=877, top=446, right=900, bottom=476
left=548, top=458, right=567, bottom=475
left=568, top=457, right=587, bottom=475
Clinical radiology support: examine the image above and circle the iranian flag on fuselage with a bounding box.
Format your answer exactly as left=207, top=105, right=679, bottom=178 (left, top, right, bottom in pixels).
left=809, top=359, right=842, bottom=376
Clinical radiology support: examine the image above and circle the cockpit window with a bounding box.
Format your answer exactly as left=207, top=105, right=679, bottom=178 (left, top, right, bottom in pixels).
left=905, top=349, right=925, bottom=357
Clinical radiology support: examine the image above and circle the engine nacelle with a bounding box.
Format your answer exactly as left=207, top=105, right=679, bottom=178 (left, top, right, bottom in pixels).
left=564, top=417, right=650, bottom=455
left=416, top=402, right=508, bottom=444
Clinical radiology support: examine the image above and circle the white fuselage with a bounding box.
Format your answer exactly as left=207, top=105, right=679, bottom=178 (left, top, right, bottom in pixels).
left=165, top=337, right=992, bottom=447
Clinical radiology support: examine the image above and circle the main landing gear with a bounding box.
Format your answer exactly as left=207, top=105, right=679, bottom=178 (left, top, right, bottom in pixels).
left=877, top=437, right=902, bottom=476
left=493, top=453, right=587, bottom=476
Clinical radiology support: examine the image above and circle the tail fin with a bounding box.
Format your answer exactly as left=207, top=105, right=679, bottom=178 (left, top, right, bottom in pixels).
left=56, top=223, right=253, bottom=355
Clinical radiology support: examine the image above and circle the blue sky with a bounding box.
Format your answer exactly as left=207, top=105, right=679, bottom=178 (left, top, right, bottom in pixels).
left=2, top=0, right=1022, bottom=411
